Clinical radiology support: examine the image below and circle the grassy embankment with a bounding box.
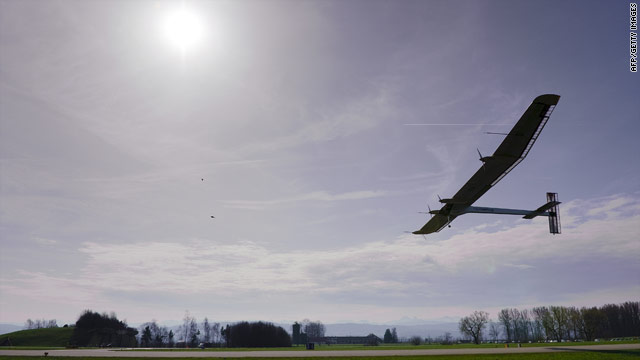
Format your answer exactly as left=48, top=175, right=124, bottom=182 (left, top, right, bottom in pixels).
left=0, top=327, right=73, bottom=348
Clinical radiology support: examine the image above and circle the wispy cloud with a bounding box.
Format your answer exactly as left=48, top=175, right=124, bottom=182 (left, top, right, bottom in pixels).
left=503, top=263, right=534, bottom=270
left=32, top=236, right=58, bottom=246
left=2, top=194, right=637, bottom=322
left=221, top=190, right=388, bottom=210
left=234, top=83, right=397, bottom=156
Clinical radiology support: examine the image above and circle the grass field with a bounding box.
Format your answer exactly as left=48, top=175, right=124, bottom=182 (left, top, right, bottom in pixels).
left=0, top=330, right=637, bottom=358
left=0, top=327, right=73, bottom=347
left=0, top=351, right=639, bottom=360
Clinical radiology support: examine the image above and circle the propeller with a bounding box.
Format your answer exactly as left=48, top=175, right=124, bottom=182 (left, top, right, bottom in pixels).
left=477, top=148, right=487, bottom=172
left=418, top=204, right=434, bottom=218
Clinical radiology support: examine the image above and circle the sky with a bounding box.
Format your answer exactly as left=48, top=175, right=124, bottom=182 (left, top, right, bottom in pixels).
left=0, top=0, right=638, bottom=327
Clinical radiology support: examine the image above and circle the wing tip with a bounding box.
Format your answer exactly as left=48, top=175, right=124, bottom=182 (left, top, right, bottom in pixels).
left=534, top=94, right=560, bottom=105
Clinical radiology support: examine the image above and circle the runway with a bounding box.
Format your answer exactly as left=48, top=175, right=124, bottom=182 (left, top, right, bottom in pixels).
left=0, top=343, right=638, bottom=357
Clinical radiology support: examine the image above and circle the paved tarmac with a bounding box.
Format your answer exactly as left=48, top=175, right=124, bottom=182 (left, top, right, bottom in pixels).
left=0, top=344, right=638, bottom=357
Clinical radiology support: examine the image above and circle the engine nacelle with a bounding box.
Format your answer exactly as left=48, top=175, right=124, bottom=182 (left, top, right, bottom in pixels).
left=438, top=198, right=466, bottom=204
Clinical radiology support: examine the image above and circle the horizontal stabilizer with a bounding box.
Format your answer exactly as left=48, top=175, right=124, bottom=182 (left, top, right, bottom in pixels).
left=522, top=200, right=561, bottom=219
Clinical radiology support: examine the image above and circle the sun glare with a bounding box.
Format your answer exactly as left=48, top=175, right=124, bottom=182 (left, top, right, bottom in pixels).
left=162, top=5, right=205, bottom=54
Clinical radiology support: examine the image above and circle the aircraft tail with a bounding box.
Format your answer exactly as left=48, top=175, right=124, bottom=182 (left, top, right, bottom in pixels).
left=522, top=192, right=561, bottom=234
left=546, top=192, right=561, bottom=234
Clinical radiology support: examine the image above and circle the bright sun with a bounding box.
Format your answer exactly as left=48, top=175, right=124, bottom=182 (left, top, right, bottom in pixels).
left=162, top=5, right=205, bottom=54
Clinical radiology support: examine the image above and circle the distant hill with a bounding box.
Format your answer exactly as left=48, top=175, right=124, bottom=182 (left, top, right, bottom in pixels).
left=0, top=324, right=22, bottom=336
left=323, top=323, right=460, bottom=339
left=0, top=327, right=73, bottom=347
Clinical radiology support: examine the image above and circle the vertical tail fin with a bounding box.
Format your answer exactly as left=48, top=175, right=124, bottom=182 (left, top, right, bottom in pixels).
left=547, top=192, right=561, bottom=234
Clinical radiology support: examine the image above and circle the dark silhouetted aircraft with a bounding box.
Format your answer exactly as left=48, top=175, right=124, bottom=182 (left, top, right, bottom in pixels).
left=414, top=94, right=561, bottom=235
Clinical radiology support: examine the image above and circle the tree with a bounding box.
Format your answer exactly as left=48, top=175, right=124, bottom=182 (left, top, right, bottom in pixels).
left=498, top=308, right=531, bottom=343
left=409, top=335, right=422, bottom=345
left=498, top=309, right=513, bottom=342
left=189, top=323, right=199, bottom=347
left=621, top=301, right=640, bottom=337
left=225, top=321, right=291, bottom=347
left=580, top=307, right=605, bottom=341
left=140, top=326, right=152, bottom=347
left=532, top=306, right=552, bottom=341
left=549, top=306, right=569, bottom=341
left=530, top=307, right=546, bottom=342
left=302, top=319, right=325, bottom=338
left=211, top=322, right=221, bottom=344
left=567, top=307, right=582, bottom=340
left=598, top=302, right=640, bottom=338
left=383, top=329, right=393, bottom=343
left=221, top=325, right=230, bottom=347
left=168, top=330, right=175, bottom=348
left=181, top=311, right=198, bottom=347
left=488, top=321, right=501, bottom=342
left=24, top=318, right=57, bottom=329
left=70, top=310, right=138, bottom=347
left=459, top=311, right=489, bottom=344
left=440, top=332, right=453, bottom=345
left=511, top=308, right=531, bottom=342
left=203, top=318, right=211, bottom=344
left=138, top=320, right=166, bottom=347
left=154, top=329, right=165, bottom=348
left=391, top=328, right=399, bottom=343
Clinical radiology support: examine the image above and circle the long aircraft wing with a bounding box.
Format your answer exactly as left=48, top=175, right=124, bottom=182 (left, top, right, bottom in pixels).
left=413, top=94, right=560, bottom=235
left=413, top=213, right=457, bottom=234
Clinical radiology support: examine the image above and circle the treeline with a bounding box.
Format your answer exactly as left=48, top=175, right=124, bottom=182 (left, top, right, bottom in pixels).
left=124, top=311, right=223, bottom=348
left=137, top=312, right=291, bottom=348
left=70, top=310, right=137, bottom=347
left=292, top=319, right=325, bottom=345
left=222, top=322, right=291, bottom=347
left=135, top=313, right=224, bottom=348
left=24, top=319, right=58, bottom=329
left=496, top=302, right=639, bottom=342
left=138, top=321, right=175, bottom=348
left=459, top=301, right=639, bottom=344
left=383, top=328, right=399, bottom=343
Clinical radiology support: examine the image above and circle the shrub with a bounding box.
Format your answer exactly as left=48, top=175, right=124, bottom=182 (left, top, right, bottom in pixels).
left=410, top=336, right=422, bottom=345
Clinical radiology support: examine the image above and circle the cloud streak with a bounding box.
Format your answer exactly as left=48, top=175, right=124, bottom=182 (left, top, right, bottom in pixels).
left=221, top=190, right=388, bottom=210
left=233, top=83, right=397, bottom=156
